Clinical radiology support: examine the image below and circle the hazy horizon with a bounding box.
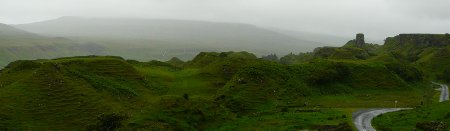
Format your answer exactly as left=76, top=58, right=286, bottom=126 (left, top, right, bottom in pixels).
left=1, top=0, right=450, bottom=42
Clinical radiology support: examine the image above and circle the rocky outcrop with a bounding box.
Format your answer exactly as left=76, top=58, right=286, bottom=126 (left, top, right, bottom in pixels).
left=385, top=34, right=450, bottom=48
left=355, top=33, right=365, bottom=47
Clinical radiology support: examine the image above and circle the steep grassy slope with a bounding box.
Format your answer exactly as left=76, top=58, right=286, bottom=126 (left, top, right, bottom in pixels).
left=0, top=55, right=238, bottom=130
left=416, top=46, right=450, bottom=81
left=184, top=51, right=259, bottom=87
left=0, top=56, right=158, bottom=130
left=379, top=34, right=450, bottom=81
left=217, top=59, right=431, bottom=113
left=280, top=34, right=450, bottom=82
left=0, top=33, right=444, bottom=130
left=125, top=34, right=446, bottom=130
left=0, top=53, right=432, bottom=130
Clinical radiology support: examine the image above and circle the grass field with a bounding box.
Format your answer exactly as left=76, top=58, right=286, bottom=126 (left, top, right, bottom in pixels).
left=134, top=65, right=218, bottom=97
left=211, top=108, right=356, bottom=130
left=373, top=101, right=450, bottom=130
left=0, top=52, right=439, bottom=130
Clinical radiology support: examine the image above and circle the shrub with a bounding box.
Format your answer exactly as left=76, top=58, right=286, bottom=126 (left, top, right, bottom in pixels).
left=314, top=122, right=352, bottom=131
left=281, top=107, right=289, bottom=113
left=416, top=121, right=448, bottom=131
left=261, top=54, right=278, bottom=61
left=87, top=113, right=127, bottom=131
left=306, top=62, right=350, bottom=85
left=335, top=122, right=353, bottom=131
left=385, top=62, right=423, bottom=82
left=377, top=126, right=393, bottom=131
left=183, top=93, right=189, bottom=100
left=437, top=69, right=450, bottom=83
left=444, top=112, right=450, bottom=119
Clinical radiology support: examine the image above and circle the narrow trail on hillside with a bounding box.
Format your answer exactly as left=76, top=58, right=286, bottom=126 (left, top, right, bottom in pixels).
left=352, top=82, right=449, bottom=131
left=435, top=83, right=449, bottom=102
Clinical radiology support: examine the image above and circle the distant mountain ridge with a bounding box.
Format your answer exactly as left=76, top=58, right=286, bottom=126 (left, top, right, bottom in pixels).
left=0, top=23, right=42, bottom=39
left=15, top=17, right=321, bottom=54
left=0, top=23, right=105, bottom=67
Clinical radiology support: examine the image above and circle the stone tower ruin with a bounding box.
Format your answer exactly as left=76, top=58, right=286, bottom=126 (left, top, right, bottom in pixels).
left=355, top=33, right=365, bottom=47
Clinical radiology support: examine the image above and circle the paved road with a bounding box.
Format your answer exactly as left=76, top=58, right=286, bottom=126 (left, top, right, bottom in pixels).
left=353, top=108, right=405, bottom=131
left=434, top=83, right=449, bottom=102
left=353, top=82, right=449, bottom=131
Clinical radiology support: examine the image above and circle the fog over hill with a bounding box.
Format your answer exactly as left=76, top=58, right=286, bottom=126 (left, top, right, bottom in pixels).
left=0, top=23, right=106, bottom=67
left=15, top=17, right=326, bottom=55
left=0, top=17, right=342, bottom=68
left=0, top=23, right=42, bottom=39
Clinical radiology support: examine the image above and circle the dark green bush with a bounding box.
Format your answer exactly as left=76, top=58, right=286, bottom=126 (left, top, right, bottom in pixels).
left=385, top=62, right=423, bottom=82
left=444, top=112, right=450, bottom=119
left=437, top=69, right=450, bottom=83
left=416, top=121, right=448, bottom=131
left=335, top=122, right=353, bottom=131
left=87, top=113, right=127, bottom=131
left=306, top=62, right=350, bottom=85
left=183, top=93, right=189, bottom=100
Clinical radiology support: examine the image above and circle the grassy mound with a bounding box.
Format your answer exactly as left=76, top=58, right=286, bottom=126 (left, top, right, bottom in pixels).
left=217, top=59, right=427, bottom=114
left=378, top=34, right=450, bottom=81
left=184, top=51, right=259, bottom=87
left=0, top=56, right=157, bottom=130
left=166, top=57, right=184, bottom=67
left=0, top=48, right=437, bottom=130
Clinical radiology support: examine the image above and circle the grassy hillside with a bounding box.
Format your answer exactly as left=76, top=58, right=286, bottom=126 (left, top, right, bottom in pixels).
left=1, top=33, right=448, bottom=130
left=0, top=51, right=434, bottom=130
left=0, top=55, right=237, bottom=130
left=373, top=101, right=450, bottom=130
left=219, top=58, right=430, bottom=111
left=378, top=34, right=450, bottom=81
left=0, top=56, right=154, bottom=130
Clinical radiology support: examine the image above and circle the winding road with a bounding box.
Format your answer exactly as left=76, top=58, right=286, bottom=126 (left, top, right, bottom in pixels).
left=435, top=83, right=449, bottom=102
left=352, top=82, right=449, bottom=131
left=353, top=108, right=406, bottom=131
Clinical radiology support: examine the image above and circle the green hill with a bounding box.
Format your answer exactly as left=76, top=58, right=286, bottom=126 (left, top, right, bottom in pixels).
left=0, top=52, right=431, bottom=130
left=280, top=33, right=450, bottom=81
left=379, top=34, right=450, bottom=81
left=218, top=58, right=428, bottom=113
left=0, top=56, right=160, bottom=130
left=0, top=33, right=448, bottom=130
left=166, top=57, right=184, bottom=67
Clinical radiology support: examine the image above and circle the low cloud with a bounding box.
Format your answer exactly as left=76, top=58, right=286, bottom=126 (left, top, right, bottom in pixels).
left=1, top=0, right=449, bottom=41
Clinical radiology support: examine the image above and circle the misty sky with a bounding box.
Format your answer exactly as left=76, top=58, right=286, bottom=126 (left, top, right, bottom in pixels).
left=1, top=0, right=450, bottom=41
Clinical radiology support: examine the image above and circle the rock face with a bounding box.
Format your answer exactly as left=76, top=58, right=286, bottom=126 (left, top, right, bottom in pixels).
left=355, top=33, right=365, bottom=47
left=385, top=34, right=450, bottom=48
